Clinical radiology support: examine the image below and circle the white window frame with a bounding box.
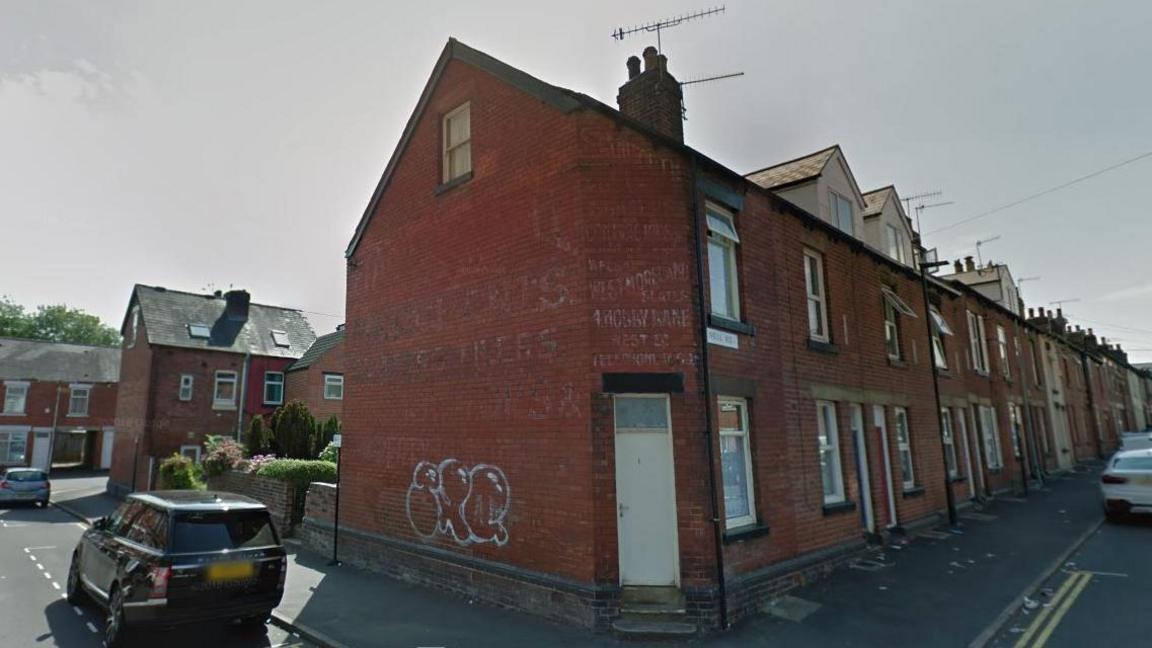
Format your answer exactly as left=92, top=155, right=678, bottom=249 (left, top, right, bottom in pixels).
left=442, top=102, right=472, bottom=183
left=883, top=299, right=902, bottom=360
left=804, top=250, right=829, bottom=341
left=179, top=445, right=201, bottom=463
left=213, top=371, right=238, bottom=410
left=179, top=375, right=194, bottom=401
left=718, top=397, right=756, bottom=528
left=967, top=311, right=990, bottom=374
left=941, top=407, right=958, bottom=478
left=830, top=191, right=855, bottom=235
left=816, top=400, right=846, bottom=504
left=979, top=405, right=1003, bottom=470
left=188, top=323, right=211, bottom=339
left=997, top=325, right=1010, bottom=378
left=324, top=374, right=345, bottom=400
left=3, top=381, right=29, bottom=415
left=0, top=430, right=28, bottom=464
left=263, top=371, right=285, bottom=406
left=706, top=204, right=741, bottom=321
left=885, top=224, right=907, bottom=263
left=67, top=384, right=91, bottom=417
left=894, top=407, right=915, bottom=490
left=930, top=309, right=950, bottom=370
left=270, top=330, right=291, bottom=348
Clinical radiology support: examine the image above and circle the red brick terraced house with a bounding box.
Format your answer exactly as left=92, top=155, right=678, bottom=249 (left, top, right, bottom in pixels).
left=108, top=285, right=316, bottom=496
left=315, top=39, right=1134, bottom=635
left=284, top=327, right=344, bottom=423
left=0, top=338, right=119, bottom=472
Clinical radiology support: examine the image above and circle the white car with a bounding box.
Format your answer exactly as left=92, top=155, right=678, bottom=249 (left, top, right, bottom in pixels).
left=1101, top=448, right=1152, bottom=520
left=1119, top=431, right=1152, bottom=451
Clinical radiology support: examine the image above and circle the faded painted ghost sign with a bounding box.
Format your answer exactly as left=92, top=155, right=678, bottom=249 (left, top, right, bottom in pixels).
left=405, top=459, right=511, bottom=547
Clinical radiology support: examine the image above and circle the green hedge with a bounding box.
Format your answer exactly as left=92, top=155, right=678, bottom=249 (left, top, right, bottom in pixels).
left=255, top=459, right=337, bottom=488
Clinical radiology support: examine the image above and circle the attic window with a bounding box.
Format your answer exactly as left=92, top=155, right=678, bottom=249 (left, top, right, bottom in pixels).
left=271, top=330, right=291, bottom=348
left=442, top=102, right=471, bottom=183
left=188, top=324, right=211, bottom=339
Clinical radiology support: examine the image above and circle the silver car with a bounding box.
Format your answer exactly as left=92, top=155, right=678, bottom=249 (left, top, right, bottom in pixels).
left=1101, top=448, right=1152, bottom=520
left=0, top=468, right=51, bottom=507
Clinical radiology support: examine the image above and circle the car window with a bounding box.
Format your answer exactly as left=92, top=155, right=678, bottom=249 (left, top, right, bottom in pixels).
left=170, top=510, right=278, bottom=553
left=124, top=505, right=169, bottom=550
left=5, top=471, right=46, bottom=482
left=108, top=501, right=145, bottom=537
left=1114, top=456, right=1152, bottom=471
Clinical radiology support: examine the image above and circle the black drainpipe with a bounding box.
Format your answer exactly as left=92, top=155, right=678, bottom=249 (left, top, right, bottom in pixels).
left=688, top=156, right=728, bottom=630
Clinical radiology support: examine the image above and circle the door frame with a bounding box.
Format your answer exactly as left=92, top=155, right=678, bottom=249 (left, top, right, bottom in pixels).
left=873, top=405, right=898, bottom=529
left=850, top=404, right=875, bottom=534
left=613, top=393, right=681, bottom=588
left=30, top=428, right=52, bottom=471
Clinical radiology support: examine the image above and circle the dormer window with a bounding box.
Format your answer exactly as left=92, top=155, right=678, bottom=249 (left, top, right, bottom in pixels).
left=830, top=191, right=854, bottom=235
left=188, top=324, right=211, bottom=339
left=271, top=330, right=291, bottom=348
left=885, top=224, right=907, bottom=264
left=442, top=102, right=471, bottom=183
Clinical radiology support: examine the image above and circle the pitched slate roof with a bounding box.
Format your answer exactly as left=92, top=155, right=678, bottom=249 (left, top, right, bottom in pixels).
left=130, top=285, right=316, bottom=359
left=0, top=338, right=120, bottom=382
left=744, top=146, right=838, bottom=190
left=286, top=329, right=344, bottom=372
left=862, top=186, right=894, bottom=217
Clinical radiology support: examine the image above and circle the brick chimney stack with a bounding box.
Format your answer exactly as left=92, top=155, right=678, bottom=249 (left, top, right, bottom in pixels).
left=954, top=260, right=964, bottom=273
left=224, top=289, right=251, bottom=321
left=617, top=46, right=684, bottom=143
left=964, top=256, right=976, bottom=272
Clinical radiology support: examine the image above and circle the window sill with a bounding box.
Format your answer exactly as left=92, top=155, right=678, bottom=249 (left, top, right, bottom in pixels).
left=708, top=315, right=755, bottom=337
left=323, top=397, right=344, bottom=401
left=212, top=404, right=237, bottom=411
left=0, top=412, right=27, bottom=417
left=263, top=402, right=283, bottom=407
left=66, top=413, right=88, bottom=418
left=888, top=357, right=907, bottom=369
left=935, top=368, right=952, bottom=378
left=435, top=171, right=473, bottom=196
left=948, top=476, right=966, bottom=484
left=722, top=522, right=770, bottom=544
left=807, top=339, right=840, bottom=355
left=988, top=467, right=1004, bottom=475
left=822, top=500, right=857, bottom=516
left=902, top=486, right=926, bottom=498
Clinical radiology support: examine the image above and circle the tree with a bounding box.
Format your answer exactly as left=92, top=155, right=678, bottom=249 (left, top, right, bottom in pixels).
left=246, top=414, right=270, bottom=456
left=0, top=296, right=119, bottom=346
left=269, top=400, right=317, bottom=459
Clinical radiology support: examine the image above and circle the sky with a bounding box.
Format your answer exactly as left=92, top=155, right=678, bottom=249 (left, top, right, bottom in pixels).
left=3, top=1, right=1152, bottom=362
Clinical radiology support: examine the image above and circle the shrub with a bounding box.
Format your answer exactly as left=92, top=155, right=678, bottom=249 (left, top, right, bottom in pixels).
left=255, top=459, right=337, bottom=488
left=270, top=401, right=316, bottom=459
left=247, top=415, right=270, bottom=456
left=202, top=437, right=246, bottom=477
left=313, top=416, right=341, bottom=458
left=242, top=453, right=278, bottom=474
left=157, top=454, right=205, bottom=490
left=318, top=441, right=339, bottom=463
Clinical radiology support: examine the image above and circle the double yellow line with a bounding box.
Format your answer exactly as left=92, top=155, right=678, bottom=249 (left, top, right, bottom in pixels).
left=1012, top=571, right=1092, bottom=648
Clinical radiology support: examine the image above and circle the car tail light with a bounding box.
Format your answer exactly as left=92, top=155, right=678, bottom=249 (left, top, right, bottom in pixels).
left=0, top=481, right=8, bottom=490
left=149, top=566, right=171, bottom=599
left=1102, top=474, right=1128, bottom=484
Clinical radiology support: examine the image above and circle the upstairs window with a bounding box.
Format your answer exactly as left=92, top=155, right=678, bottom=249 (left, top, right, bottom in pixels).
left=3, top=381, right=28, bottom=415
left=830, top=191, right=854, bottom=235
left=324, top=374, right=344, bottom=400
left=885, top=224, right=907, bottom=263
left=263, top=372, right=284, bottom=405
left=271, top=330, right=291, bottom=348
left=997, top=325, right=1010, bottom=378
left=706, top=204, right=741, bottom=321
left=929, top=308, right=954, bottom=370
left=213, top=371, right=238, bottom=410
left=179, top=375, right=194, bottom=402
left=967, top=311, right=990, bottom=374
left=881, top=288, right=916, bottom=361
left=68, top=385, right=91, bottom=416
left=188, top=323, right=211, bottom=339
left=804, top=250, right=829, bottom=341
left=442, top=102, right=472, bottom=183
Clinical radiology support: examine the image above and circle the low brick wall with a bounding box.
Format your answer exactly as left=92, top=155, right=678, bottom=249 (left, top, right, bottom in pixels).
left=207, top=471, right=299, bottom=536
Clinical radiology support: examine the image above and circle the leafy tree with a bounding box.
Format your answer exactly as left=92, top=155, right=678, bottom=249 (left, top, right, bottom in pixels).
left=312, top=415, right=341, bottom=458
left=270, top=400, right=317, bottom=459
left=246, top=415, right=270, bottom=456
left=0, top=296, right=119, bottom=346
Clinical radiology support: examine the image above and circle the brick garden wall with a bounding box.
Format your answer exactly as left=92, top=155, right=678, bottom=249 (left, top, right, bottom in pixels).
left=207, top=470, right=298, bottom=536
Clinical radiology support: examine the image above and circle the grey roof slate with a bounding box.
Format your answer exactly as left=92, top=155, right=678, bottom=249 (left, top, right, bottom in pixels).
left=862, top=186, right=893, bottom=217
left=132, top=285, right=316, bottom=359
left=745, top=146, right=837, bottom=190
left=0, top=338, right=120, bottom=382
left=286, top=329, right=344, bottom=372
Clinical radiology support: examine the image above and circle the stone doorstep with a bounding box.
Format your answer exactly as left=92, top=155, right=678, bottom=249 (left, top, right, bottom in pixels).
left=615, top=586, right=697, bottom=639
left=611, top=618, right=698, bottom=641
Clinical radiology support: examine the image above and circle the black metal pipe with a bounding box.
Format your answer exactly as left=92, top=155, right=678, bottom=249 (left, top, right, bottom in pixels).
left=917, top=257, right=958, bottom=527
left=329, top=443, right=342, bottom=566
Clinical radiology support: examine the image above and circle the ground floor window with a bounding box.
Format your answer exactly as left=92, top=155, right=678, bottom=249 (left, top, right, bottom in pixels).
left=718, top=397, right=756, bottom=528
left=941, top=408, right=958, bottom=478
left=816, top=401, right=845, bottom=503
left=180, top=445, right=201, bottom=463
left=0, top=431, right=28, bottom=464
left=894, top=407, right=915, bottom=489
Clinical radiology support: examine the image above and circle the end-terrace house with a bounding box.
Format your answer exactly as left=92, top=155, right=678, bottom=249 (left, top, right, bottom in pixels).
left=0, top=339, right=119, bottom=471
left=108, top=286, right=315, bottom=496
left=284, top=326, right=344, bottom=422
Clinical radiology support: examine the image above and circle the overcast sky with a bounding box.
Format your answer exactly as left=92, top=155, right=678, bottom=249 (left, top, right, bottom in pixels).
left=3, top=1, right=1151, bottom=361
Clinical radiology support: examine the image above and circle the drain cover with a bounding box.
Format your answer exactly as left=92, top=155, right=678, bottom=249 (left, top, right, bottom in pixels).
left=764, top=595, right=822, bottom=622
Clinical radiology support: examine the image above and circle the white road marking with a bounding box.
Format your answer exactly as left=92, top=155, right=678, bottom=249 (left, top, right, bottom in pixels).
left=43, top=572, right=52, bottom=580
left=1081, top=570, right=1129, bottom=578
left=85, top=621, right=98, bottom=633
left=51, top=582, right=60, bottom=590
left=36, top=563, right=44, bottom=570
left=73, top=606, right=83, bottom=616
left=24, top=545, right=56, bottom=551
left=22, top=547, right=29, bottom=553
left=28, top=555, right=36, bottom=561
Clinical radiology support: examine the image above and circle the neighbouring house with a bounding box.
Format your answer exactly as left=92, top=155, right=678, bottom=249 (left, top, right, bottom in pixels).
left=107, top=285, right=316, bottom=496
left=311, top=38, right=1139, bottom=636
left=284, top=326, right=345, bottom=422
left=0, top=338, right=119, bottom=471
left=861, top=185, right=917, bottom=268
left=940, top=257, right=1023, bottom=316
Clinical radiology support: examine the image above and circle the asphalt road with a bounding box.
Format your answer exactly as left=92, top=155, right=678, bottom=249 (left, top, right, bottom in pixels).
left=0, top=495, right=314, bottom=647
left=990, top=511, right=1152, bottom=648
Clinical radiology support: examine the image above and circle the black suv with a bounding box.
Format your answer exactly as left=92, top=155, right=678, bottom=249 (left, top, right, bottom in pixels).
left=66, top=491, right=286, bottom=647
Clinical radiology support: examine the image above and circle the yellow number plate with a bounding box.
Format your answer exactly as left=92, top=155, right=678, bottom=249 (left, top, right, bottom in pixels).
left=207, top=561, right=255, bottom=582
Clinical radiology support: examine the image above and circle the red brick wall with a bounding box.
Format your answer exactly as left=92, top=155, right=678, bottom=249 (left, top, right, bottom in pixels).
left=1, top=380, right=117, bottom=430
left=283, top=338, right=344, bottom=422
left=110, top=318, right=154, bottom=492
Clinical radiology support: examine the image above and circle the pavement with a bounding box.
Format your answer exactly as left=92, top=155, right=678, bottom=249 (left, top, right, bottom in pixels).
left=33, top=464, right=1149, bottom=648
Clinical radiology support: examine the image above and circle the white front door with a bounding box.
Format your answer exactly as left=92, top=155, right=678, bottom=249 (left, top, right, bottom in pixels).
left=30, top=430, right=51, bottom=471
left=614, top=395, right=679, bottom=587
left=100, top=428, right=115, bottom=469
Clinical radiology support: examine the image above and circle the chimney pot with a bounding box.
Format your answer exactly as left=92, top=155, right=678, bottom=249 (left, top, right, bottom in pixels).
left=964, top=256, right=976, bottom=272
left=626, top=55, right=640, bottom=79
left=1028, top=307, right=1035, bottom=318
left=954, top=260, right=964, bottom=273
left=642, top=46, right=658, bottom=71
left=1057, top=307, right=1063, bottom=318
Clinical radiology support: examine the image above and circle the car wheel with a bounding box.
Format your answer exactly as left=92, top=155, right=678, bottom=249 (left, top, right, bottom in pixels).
left=65, top=555, right=86, bottom=605
left=236, top=611, right=272, bottom=631
left=105, top=585, right=131, bottom=648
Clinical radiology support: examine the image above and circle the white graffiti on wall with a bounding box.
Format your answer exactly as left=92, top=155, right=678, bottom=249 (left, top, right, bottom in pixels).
left=405, top=459, right=511, bottom=547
